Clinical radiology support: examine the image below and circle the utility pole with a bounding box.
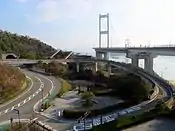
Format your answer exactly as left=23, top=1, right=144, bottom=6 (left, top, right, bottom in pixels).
left=99, top=13, right=110, bottom=48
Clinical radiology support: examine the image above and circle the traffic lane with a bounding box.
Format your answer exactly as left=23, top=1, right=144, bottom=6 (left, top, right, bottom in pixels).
left=0, top=72, right=53, bottom=122
left=16, top=74, right=60, bottom=121
left=0, top=71, right=41, bottom=112
left=13, top=73, right=53, bottom=116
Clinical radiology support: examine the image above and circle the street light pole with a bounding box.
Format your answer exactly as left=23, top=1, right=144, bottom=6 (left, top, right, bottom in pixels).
left=10, top=117, right=13, bottom=129
left=18, top=111, right=21, bottom=126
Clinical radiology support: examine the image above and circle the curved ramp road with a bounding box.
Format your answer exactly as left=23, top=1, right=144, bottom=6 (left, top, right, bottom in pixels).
left=73, top=61, right=174, bottom=131
left=0, top=70, right=56, bottom=123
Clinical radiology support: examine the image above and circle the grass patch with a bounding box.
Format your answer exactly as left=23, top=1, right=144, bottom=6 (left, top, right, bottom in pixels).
left=57, top=79, right=72, bottom=97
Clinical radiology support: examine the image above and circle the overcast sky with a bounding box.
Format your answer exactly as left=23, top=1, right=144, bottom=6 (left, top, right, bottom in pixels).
left=1, top=0, right=175, bottom=54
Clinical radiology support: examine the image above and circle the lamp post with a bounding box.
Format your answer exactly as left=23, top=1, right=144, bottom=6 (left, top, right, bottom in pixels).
left=10, top=117, right=13, bottom=129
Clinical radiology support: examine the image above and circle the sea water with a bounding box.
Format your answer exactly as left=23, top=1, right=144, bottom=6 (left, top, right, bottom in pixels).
left=110, top=53, right=175, bottom=80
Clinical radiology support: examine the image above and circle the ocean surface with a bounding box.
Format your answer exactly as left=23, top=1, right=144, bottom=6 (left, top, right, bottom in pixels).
left=109, top=53, right=175, bottom=80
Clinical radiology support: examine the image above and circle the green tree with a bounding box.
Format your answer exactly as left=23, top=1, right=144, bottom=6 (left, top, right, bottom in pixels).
left=0, top=30, right=56, bottom=59
left=81, top=91, right=95, bottom=107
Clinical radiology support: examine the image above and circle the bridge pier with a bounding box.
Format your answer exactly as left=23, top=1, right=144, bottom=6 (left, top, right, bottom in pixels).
left=76, top=62, right=80, bottom=73
left=104, top=52, right=109, bottom=60
left=131, top=56, right=139, bottom=67
left=96, top=52, right=109, bottom=60
left=96, top=52, right=103, bottom=60
left=95, top=62, right=98, bottom=72
left=107, top=63, right=111, bottom=77
left=144, top=55, right=154, bottom=75
left=129, top=53, right=155, bottom=75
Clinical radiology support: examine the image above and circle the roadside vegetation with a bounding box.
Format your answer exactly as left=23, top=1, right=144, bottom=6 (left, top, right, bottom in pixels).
left=0, top=30, right=56, bottom=59
left=81, top=91, right=95, bottom=107
left=0, top=63, right=26, bottom=104
left=57, top=79, right=73, bottom=97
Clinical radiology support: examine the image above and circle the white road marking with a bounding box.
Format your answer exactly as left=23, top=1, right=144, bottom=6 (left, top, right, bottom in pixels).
left=5, top=109, right=9, bottom=113
left=28, top=96, right=31, bottom=101
left=33, top=75, right=54, bottom=113
left=11, top=106, right=15, bottom=111
left=18, top=103, right=20, bottom=107
left=33, top=94, right=35, bottom=97
left=23, top=99, right=26, bottom=104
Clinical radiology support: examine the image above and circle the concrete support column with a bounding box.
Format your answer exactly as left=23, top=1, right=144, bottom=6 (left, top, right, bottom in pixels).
left=104, top=52, right=109, bottom=60
left=144, top=55, right=153, bottom=74
left=95, top=62, right=98, bottom=72
left=96, top=52, right=103, bottom=60
left=107, top=63, right=111, bottom=77
left=76, top=62, right=80, bottom=73
left=131, top=56, right=138, bottom=67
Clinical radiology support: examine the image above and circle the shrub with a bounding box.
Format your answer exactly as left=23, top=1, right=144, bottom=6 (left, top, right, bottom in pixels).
left=42, top=99, right=50, bottom=110
left=57, top=79, right=72, bottom=97
left=81, top=91, right=95, bottom=107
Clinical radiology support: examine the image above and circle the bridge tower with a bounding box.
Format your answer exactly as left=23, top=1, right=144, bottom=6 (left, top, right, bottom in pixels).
left=99, top=13, right=109, bottom=48
left=96, top=13, right=110, bottom=60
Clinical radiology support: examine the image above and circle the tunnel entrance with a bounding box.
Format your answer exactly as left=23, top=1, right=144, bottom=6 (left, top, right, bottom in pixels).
left=6, top=54, right=17, bottom=59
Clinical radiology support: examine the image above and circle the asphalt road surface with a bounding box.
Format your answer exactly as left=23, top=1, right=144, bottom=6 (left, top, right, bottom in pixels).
left=0, top=70, right=58, bottom=123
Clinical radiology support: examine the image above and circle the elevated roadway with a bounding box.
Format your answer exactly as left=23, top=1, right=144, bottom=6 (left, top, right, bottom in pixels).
left=94, top=46, right=175, bottom=75
left=94, top=46, right=175, bottom=56
left=73, top=61, right=174, bottom=131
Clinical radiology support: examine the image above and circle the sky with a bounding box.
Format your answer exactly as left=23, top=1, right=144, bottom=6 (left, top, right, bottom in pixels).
left=1, top=0, right=175, bottom=54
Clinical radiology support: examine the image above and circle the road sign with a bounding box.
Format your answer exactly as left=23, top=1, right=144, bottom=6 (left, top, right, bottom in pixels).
left=13, top=109, right=19, bottom=114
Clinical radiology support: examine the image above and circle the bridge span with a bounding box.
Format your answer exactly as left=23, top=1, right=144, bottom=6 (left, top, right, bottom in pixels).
left=94, top=46, right=175, bottom=75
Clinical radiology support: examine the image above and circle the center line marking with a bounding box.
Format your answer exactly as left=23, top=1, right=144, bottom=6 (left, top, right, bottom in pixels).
left=5, top=109, right=9, bottom=113
left=28, top=97, right=31, bottom=101
left=11, top=106, right=15, bottom=111
left=23, top=99, right=26, bottom=104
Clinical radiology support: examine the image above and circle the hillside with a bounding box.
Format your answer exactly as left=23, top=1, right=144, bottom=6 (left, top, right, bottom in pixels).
left=0, top=30, right=56, bottom=59
left=0, top=63, right=25, bottom=103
